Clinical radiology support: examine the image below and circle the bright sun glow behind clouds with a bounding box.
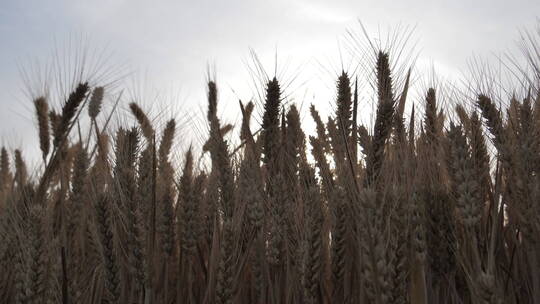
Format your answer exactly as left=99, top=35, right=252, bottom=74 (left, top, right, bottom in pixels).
left=294, top=1, right=352, bottom=24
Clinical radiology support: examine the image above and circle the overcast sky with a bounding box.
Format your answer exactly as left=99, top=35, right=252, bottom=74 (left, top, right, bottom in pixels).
left=0, top=0, right=539, bottom=165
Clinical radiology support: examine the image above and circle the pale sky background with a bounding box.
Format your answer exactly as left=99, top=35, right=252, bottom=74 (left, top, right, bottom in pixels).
left=0, top=0, right=539, bottom=166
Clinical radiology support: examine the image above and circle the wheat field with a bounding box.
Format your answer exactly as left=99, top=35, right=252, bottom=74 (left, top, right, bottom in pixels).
left=1, top=24, right=540, bottom=304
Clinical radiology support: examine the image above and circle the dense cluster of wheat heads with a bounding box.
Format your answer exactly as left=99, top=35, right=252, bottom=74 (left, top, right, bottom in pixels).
left=1, top=44, right=540, bottom=304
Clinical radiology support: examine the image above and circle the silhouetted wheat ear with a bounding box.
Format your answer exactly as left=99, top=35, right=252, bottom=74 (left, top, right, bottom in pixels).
left=158, top=118, right=176, bottom=164
left=14, top=149, right=27, bottom=188
left=95, top=194, right=120, bottom=303
left=216, top=220, right=235, bottom=304
left=365, top=51, right=395, bottom=186
left=261, top=77, right=281, bottom=173
left=129, top=102, right=154, bottom=141
left=34, top=97, right=50, bottom=162
left=88, top=86, right=104, bottom=120
left=54, top=83, right=89, bottom=148
left=206, top=81, right=235, bottom=219
left=336, top=71, right=353, bottom=137
left=447, top=123, right=481, bottom=228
